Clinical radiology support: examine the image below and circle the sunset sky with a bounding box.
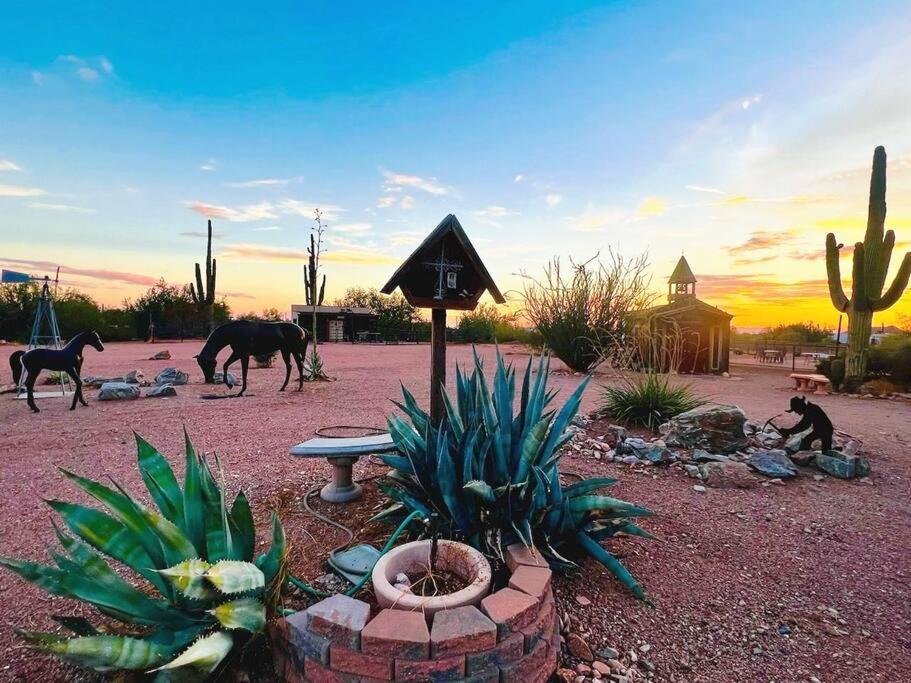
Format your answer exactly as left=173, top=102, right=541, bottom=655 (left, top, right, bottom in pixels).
left=2, top=1, right=911, bottom=331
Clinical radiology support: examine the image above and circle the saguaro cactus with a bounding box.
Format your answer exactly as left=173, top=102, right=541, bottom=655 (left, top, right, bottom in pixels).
left=826, top=146, right=911, bottom=378
left=304, top=234, right=326, bottom=306
left=190, top=219, right=217, bottom=334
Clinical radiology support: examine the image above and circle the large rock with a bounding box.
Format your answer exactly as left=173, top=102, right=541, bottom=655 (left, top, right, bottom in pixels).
left=748, top=449, right=797, bottom=479
left=699, top=461, right=756, bottom=489
left=98, top=382, right=140, bottom=401
left=618, top=437, right=650, bottom=459
left=642, top=444, right=676, bottom=465
left=155, top=367, right=189, bottom=386
left=124, top=369, right=144, bottom=384
left=147, top=384, right=176, bottom=398
left=213, top=371, right=238, bottom=386
left=815, top=451, right=872, bottom=479
left=790, top=450, right=819, bottom=467
left=693, top=449, right=730, bottom=464
left=603, top=425, right=629, bottom=448
left=150, top=349, right=171, bottom=360
left=660, top=403, right=748, bottom=454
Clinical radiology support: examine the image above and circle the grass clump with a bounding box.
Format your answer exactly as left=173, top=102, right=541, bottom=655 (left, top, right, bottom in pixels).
left=602, top=373, right=703, bottom=432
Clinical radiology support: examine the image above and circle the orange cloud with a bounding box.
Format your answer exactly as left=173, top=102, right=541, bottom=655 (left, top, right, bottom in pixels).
left=0, top=257, right=159, bottom=287
left=218, top=243, right=398, bottom=266
left=726, top=229, right=798, bottom=254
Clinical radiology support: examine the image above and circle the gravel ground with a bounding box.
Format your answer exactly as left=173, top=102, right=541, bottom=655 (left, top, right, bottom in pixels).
left=0, top=341, right=908, bottom=682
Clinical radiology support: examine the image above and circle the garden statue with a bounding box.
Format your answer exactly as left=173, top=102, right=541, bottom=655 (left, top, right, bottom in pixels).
left=20, top=331, right=104, bottom=413
left=195, top=320, right=310, bottom=397
left=778, top=396, right=834, bottom=451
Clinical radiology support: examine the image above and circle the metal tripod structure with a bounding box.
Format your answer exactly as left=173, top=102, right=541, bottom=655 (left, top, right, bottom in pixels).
left=17, top=274, right=73, bottom=397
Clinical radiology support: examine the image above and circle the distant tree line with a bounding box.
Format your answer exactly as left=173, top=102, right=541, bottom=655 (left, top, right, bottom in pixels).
left=0, top=279, right=230, bottom=343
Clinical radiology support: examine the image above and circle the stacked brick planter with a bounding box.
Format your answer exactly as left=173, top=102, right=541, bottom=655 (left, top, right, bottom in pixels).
left=271, top=543, right=559, bottom=682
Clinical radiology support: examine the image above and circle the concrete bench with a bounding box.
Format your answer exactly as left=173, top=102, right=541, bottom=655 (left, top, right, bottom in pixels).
left=789, top=373, right=831, bottom=395
left=289, top=433, right=398, bottom=503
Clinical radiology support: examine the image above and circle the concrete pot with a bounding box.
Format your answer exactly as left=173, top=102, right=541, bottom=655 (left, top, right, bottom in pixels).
left=372, top=540, right=492, bottom=618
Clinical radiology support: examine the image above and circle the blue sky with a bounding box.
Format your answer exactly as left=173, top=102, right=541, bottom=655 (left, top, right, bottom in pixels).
left=2, top=1, right=911, bottom=327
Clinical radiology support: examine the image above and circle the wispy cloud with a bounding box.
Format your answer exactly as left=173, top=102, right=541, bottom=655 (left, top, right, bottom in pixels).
left=225, top=177, right=302, bottom=188
left=56, top=55, right=114, bottom=83
left=0, top=184, right=45, bottom=197
left=377, top=195, right=396, bottom=208
left=685, top=184, right=725, bottom=195
left=382, top=169, right=451, bottom=196
left=0, top=160, right=22, bottom=172
left=27, top=202, right=96, bottom=214
left=253, top=225, right=281, bottom=231
left=400, top=196, right=414, bottom=210
left=219, top=243, right=398, bottom=266
left=333, top=222, right=373, bottom=234
left=474, top=205, right=518, bottom=219
left=636, top=196, right=667, bottom=216
left=726, top=229, right=798, bottom=255
left=0, top=257, right=159, bottom=287
left=544, top=193, right=563, bottom=208
left=564, top=205, right=628, bottom=232
left=179, top=230, right=222, bottom=240
left=187, top=199, right=343, bottom=222
left=200, top=159, right=217, bottom=172
left=389, top=231, right=425, bottom=246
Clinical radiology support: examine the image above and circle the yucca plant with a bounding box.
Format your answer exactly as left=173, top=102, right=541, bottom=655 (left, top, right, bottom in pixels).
left=376, top=349, right=653, bottom=600
left=0, top=430, right=287, bottom=681
left=602, top=373, right=703, bottom=432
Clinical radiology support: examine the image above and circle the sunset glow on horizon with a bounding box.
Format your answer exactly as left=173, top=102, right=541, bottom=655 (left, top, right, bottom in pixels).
left=2, top=2, right=911, bottom=331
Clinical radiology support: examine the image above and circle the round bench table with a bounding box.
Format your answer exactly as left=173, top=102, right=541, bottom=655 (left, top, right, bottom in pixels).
left=289, top=433, right=398, bottom=503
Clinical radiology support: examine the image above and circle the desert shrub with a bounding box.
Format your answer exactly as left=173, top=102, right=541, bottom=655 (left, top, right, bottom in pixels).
left=521, top=251, right=653, bottom=372
left=254, top=351, right=277, bottom=368
left=455, top=304, right=534, bottom=344
left=0, top=432, right=286, bottom=678
left=816, top=355, right=846, bottom=391
left=377, top=350, right=653, bottom=600
left=861, top=378, right=898, bottom=396
left=602, top=373, right=703, bottom=432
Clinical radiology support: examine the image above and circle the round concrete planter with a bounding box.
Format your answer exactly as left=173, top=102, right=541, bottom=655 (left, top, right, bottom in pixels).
left=372, top=539, right=492, bottom=617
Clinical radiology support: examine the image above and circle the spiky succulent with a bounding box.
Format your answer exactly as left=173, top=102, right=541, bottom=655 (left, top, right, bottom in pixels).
left=376, top=349, right=653, bottom=600
left=0, top=431, right=287, bottom=680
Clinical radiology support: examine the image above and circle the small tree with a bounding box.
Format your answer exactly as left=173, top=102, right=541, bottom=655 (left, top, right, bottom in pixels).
left=521, top=250, right=654, bottom=372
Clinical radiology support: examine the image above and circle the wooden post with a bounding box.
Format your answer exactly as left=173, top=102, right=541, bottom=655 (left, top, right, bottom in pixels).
left=430, top=307, right=447, bottom=424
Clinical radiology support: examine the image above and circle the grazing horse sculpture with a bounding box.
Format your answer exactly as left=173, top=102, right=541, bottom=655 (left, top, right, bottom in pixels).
left=21, top=331, right=105, bottom=413
left=9, top=350, right=25, bottom=386
left=195, top=320, right=310, bottom=397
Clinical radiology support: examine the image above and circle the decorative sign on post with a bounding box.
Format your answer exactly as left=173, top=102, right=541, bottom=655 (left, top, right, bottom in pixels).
left=382, top=214, right=505, bottom=423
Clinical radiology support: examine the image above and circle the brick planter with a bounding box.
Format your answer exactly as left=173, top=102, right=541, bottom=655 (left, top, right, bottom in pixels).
left=272, top=543, right=558, bottom=682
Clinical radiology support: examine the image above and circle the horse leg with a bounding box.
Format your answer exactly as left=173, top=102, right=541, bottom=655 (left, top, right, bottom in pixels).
left=294, top=351, right=305, bottom=391
left=279, top=350, right=291, bottom=391
left=223, top=351, right=241, bottom=390
left=238, top=355, right=250, bottom=397
left=66, top=368, right=86, bottom=409
left=25, top=370, right=39, bottom=413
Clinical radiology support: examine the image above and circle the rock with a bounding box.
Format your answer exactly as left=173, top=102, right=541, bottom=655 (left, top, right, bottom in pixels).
left=842, top=440, right=859, bottom=456
left=693, top=449, right=730, bottom=464
left=213, top=371, right=238, bottom=386
left=619, top=437, right=650, bottom=458
left=574, top=594, right=592, bottom=606
left=752, top=428, right=783, bottom=449
left=98, top=382, right=140, bottom=401
left=597, top=647, right=620, bottom=660
left=783, top=431, right=810, bottom=454
left=684, top=464, right=702, bottom=479
left=699, top=461, right=756, bottom=489
left=566, top=632, right=593, bottom=661
left=642, top=444, right=675, bottom=465
left=604, top=424, right=628, bottom=447
left=621, top=455, right=641, bottom=465
left=149, top=350, right=171, bottom=360
left=815, top=451, right=872, bottom=479
left=790, top=450, right=819, bottom=467
left=748, top=449, right=797, bottom=479
left=124, top=369, right=144, bottom=384
left=592, top=661, right=612, bottom=675
left=660, top=403, right=749, bottom=453
left=146, top=384, right=176, bottom=398
left=693, top=485, right=707, bottom=493
left=155, top=367, right=189, bottom=386
left=555, top=668, right=576, bottom=683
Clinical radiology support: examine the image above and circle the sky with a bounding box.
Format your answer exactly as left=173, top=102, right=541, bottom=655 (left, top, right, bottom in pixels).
left=2, top=1, right=911, bottom=331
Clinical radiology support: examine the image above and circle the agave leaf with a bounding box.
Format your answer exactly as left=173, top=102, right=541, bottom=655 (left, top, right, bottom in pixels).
left=441, top=389, right=464, bottom=442
left=463, top=480, right=495, bottom=503
left=570, top=495, right=654, bottom=517
left=575, top=530, right=646, bottom=601
left=377, top=454, right=414, bottom=474
left=135, top=433, right=184, bottom=525
left=51, top=615, right=99, bottom=636
left=204, top=560, right=264, bottom=594
left=435, top=431, right=472, bottom=534
left=228, top=492, right=255, bottom=562
left=154, top=631, right=233, bottom=674
left=18, top=631, right=173, bottom=672
left=538, top=374, right=590, bottom=464
left=564, top=477, right=618, bottom=497
left=208, top=597, right=266, bottom=632
left=198, top=455, right=232, bottom=563
left=158, top=559, right=213, bottom=600
left=254, top=513, right=286, bottom=592
left=182, top=430, right=206, bottom=557
left=376, top=480, right=431, bottom=518
left=513, top=413, right=553, bottom=485
left=369, top=503, right=406, bottom=524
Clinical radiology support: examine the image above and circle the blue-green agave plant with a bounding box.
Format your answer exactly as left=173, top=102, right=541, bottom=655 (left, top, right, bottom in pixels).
left=0, top=431, right=287, bottom=681
left=376, top=349, right=653, bottom=600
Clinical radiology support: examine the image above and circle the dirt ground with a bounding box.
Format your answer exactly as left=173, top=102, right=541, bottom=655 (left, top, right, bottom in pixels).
left=0, top=341, right=908, bottom=682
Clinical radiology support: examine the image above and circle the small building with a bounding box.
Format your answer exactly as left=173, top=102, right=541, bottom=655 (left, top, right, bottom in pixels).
left=633, top=256, right=733, bottom=374
left=290, top=305, right=377, bottom=342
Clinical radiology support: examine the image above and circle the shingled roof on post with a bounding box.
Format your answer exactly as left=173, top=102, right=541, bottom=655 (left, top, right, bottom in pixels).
left=381, top=214, right=505, bottom=310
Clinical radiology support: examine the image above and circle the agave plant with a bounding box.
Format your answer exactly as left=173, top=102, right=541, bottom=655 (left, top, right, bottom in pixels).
left=376, top=349, right=653, bottom=600
left=0, top=431, right=287, bottom=680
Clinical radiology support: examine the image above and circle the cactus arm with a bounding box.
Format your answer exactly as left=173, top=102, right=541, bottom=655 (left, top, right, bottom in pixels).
left=873, top=251, right=911, bottom=311
left=851, top=242, right=866, bottom=310
left=208, top=259, right=217, bottom=304
left=825, top=233, right=850, bottom=312
left=318, top=275, right=326, bottom=306
left=194, top=263, right=205, bottom=304
left=866, top=146, right=887, bottom=243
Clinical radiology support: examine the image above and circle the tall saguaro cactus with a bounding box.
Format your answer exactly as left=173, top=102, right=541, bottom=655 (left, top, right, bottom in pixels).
left=190, top=219, right=218, bottom=335
left=304, top=233, right=326, bottom=307
left=826, top=146, right=911, bottom=378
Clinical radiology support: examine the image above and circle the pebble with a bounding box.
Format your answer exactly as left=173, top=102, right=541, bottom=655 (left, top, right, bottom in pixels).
left=575, top=594, right=592, bottom=606
left=693, top=485, right=707, bottom=493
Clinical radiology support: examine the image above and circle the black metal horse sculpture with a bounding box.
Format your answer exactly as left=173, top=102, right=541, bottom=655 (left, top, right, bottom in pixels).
left=9, top=350, right=24, bottom=386
left=21, top=331, right=105, bottom=413
left=195, top=320, right=310, bottom=397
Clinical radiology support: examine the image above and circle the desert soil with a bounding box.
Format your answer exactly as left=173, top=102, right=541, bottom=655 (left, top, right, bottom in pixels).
left=0, top=341, right=908, bottom=682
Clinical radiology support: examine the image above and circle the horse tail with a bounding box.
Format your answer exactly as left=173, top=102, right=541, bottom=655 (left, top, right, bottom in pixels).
left=10, top=350, right=24, bottom=385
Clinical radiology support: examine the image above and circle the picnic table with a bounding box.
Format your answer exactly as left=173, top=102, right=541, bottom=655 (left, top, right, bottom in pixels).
left=789, top=373, right=831, bottom=395
left=355, top=331, right=383, bottom=343
left=759, top=349, right=785, bottom=364
left=289, top=433, right=397, bottom=502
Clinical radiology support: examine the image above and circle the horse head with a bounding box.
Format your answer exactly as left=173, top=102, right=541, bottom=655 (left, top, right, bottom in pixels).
left=195, top=353, right=217, bottom=383
left=88, top=331, right=105, bottom=352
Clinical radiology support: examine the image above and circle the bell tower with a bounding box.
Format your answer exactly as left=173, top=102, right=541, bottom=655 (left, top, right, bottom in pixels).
left=668, top=255, right=697, bottom=303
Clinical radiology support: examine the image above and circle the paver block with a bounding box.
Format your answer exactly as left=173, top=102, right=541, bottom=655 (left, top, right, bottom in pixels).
left=504, top=543, right=547, bottom=572
left=480, top=587, right=539, bottom=637
left=519, top=600, right=555, bottom=652
left=329, top=645, right=393, bottom=680
left=305, top=594, right=371, bottom=648
left=508, top=565, right=553, bottom=599
left=286, top=610, right=330, bottom=665
left=361, top=608, right=430, bottom=659
left=500, top=637, right=549, bottom=683
left=430, top=605, right=497, bottom=658
left=395, top=653, right=465, bottom=681
left=268, top=618, right=305, bottom=683
left=304, top=656, right=358, bottom=683
left=465, top=631, right=524, bottom=674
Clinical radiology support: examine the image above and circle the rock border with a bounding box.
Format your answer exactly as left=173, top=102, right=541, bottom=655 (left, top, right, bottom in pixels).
left=271, top=542, right=559, bottom=682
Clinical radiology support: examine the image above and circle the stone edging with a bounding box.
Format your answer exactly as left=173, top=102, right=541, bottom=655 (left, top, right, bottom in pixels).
left=271, top=543, right=559, bottom=682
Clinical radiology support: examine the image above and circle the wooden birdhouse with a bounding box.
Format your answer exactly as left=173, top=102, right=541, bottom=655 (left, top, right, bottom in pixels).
left=381, top=214, right=505, bottom=310
left=382, top=214, right=505, bottom=423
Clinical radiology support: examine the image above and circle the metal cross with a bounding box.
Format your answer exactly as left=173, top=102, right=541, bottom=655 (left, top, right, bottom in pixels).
left=422, top=244, right=464, bottom=300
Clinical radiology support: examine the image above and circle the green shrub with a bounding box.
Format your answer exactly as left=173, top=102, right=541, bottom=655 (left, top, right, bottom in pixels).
left=0, top=431, right=286, bottom=679
left=602, top=373, right=703, bottom=432
left=377, top=350, right=653, bottom=600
